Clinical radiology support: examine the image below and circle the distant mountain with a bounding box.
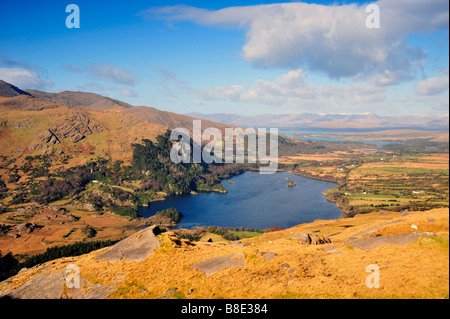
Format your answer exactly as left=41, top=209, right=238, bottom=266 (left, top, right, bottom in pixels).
left=187, top=112, right=449, bottom=130
left=25, top=89, right=133, bottom=111
left=0, top=80, right=31, bottom=97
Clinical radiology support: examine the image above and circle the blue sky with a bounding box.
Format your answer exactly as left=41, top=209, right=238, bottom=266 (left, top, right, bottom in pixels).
left=0, top=0, right=448, bottom=116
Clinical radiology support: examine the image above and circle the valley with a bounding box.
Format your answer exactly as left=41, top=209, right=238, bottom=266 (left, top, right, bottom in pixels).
left=0, top=81, right=448, bottom=299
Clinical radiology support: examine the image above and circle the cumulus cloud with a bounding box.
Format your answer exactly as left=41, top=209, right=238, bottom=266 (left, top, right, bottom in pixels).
left=143, top=0, right=448, bottom=79
left=416, top=72, right=449, bottom=96
left=0, top=54, right=53, bottom=89
left=197, top=69, right=388, bottom=112
left=88, top=63, right=136, bottom=85
left=0, top=67, right=53, bottom=89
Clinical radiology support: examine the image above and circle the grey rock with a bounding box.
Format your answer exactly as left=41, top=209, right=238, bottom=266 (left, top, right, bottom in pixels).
left=96, top=226, right=161, bottom=262
left=261, top=251, right=277, bottom=261
left=347, top=232, right=436, bottom=251
left=290, top=233, right=311, bottom=244
left=190, top=253, right=245, bottom=275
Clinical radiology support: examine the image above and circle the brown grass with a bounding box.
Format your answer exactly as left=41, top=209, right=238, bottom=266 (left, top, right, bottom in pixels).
left=5, top=208, right=446, bottom=299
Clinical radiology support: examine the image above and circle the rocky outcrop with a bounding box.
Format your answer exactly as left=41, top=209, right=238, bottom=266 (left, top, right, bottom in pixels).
left=32, top=111, right=103, bottom=146
left=291, top=233, right=331, bottom=245
left=96, top=226, right=162, bottom=262
left=50, top=111, right=103, bottom=144
left=190, top=253, right=245, bottom=275
left=347, top=232, right=436, bottom=251
left=34, top=129, right=60, bottom=144
left=0, top=265, right=117, bottom=299
left=12, top=223, right=38, bottom=236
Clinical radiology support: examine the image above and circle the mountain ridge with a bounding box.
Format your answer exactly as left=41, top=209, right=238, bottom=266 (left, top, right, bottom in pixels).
left=187, top=112, right=450, bottom=130
left=0, top=80, right=32, bottom=98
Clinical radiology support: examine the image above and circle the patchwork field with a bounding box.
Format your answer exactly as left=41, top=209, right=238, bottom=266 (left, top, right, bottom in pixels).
left=282, top=151, right=449, bottom=216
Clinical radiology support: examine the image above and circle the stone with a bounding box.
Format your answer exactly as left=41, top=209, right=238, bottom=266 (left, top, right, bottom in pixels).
left=290, top=233, right=311, bottom=244
left=96, top=226, right=161, bottom=262
left=291, top=232, right=331, bottom=245
left=190, top=253, right=245, bottom=275
left=166, top=287, right=178, bottom=295
left=261, top=251, right=277, bottom=261
left=347, top=232, right=436, bottom=251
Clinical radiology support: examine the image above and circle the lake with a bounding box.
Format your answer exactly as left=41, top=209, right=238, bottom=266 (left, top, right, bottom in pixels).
left=138, top=171, right=343, bottom=230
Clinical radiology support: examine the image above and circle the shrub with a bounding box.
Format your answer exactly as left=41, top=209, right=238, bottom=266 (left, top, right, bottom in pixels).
left=110, top=206, right=139, bottom=218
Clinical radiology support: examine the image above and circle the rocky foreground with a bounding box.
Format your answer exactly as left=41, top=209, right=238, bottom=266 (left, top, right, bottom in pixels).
left=0, top=208, right=448, bottom=299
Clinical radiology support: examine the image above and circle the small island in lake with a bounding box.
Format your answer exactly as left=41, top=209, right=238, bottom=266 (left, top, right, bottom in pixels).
left=286, top=177, right=297, bottom=187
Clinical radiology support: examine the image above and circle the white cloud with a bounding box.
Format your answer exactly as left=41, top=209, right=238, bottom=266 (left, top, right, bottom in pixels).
left=88, top=63, right=136, bottom=85
left=144, top=0, right=448, bottom=79
left=199, top=84, right=244, bottom=102
left=196, top=69, right=388, bottom=113
left=0, top=67, right=53, bottom=89
left=416, top=73, right=449, bottom=96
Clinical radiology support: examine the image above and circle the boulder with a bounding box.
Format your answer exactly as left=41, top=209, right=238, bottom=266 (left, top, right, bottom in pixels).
left=96, top=226, right=161, bottom=262
left=291, top=233, right=311, bottom=244
left=290, top=233, right=331, bottom=245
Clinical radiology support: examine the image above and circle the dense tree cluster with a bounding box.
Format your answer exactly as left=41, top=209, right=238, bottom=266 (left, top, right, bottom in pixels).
left=156, top=208, right=183, bottom=223
left=0, top=239, right=120, bottom=281
left=0, top=252, right=20, bottom=282
left=131, top=130, right=246, bottom=196
left=110, top=206, right=139, bottom=218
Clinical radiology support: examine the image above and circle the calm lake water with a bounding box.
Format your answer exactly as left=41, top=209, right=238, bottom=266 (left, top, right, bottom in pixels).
left=139, top=171, right=343, bottom=229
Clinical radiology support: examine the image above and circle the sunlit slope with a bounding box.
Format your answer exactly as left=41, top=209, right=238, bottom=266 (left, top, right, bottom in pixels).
left=1, top=208, right=447, bottom=299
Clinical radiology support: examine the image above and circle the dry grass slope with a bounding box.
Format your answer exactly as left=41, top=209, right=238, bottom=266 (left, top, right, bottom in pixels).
left=1, top=208, right=447, bottom=299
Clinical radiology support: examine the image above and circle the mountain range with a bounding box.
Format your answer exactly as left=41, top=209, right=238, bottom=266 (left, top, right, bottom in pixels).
left=0, top=80, right=231, bottom=166
left=1, top=79, right=448, bottom=168
left=187, top=112, right=449, bottom=130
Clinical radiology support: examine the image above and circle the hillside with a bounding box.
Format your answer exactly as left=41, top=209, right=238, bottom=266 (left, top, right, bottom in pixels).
left=0, top=207, right=447, bottom=299
left=122, top=106, right=233, bottom=133
left=25, top=89, right=133, bottom=111
left=0, top=80, right=31, bottom=98
left=0, top=95, right=167, bottom=166
left=0, top=81, right=240, bottom=167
